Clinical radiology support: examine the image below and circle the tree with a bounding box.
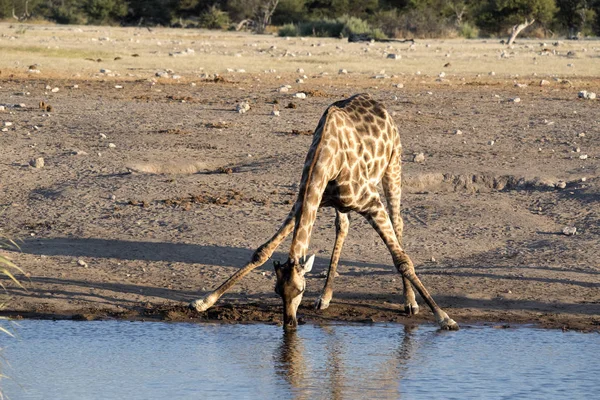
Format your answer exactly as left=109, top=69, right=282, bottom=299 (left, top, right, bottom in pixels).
left=475, top=0, right=558, bottom=36
left=556, top=0, right=591, bottom=37
left=83, top=0, right=127, bottom=24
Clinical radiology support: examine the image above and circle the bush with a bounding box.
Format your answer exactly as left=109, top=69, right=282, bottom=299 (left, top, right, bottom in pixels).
left=458, top=22, right=479, bottom=39
left=298, top=18, right=344, bottom=37
left=292, top=15, right=386, bottom=39
left=278, top=23, right=299, bottom=37
left=50, top=6, right=87, bottom=25
left=340, top=16, right=371, bottom=37
left=199, top=5, right=230, bottom=30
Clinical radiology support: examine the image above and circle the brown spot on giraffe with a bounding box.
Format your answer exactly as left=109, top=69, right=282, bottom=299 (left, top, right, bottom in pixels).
left=190, top=93, right=458, bottom=331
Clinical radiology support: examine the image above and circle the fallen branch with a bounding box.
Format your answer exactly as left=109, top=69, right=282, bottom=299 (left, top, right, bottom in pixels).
left=507, top=19, right=535, bottom=46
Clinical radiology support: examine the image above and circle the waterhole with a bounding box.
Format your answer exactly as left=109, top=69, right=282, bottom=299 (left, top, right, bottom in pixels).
left=2, top=321, right=598, bottom=399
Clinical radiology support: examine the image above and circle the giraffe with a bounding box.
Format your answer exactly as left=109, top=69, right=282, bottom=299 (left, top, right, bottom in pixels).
left=190, top=93, right=458, bottom=331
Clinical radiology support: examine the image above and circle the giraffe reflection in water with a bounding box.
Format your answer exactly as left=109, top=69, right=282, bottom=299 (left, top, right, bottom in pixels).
left=275, top=324, right=419, bottom=399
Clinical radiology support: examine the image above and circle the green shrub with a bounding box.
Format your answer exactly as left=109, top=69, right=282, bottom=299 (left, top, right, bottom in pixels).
left=298, top=18, right=344, bottom=37
left=458, top=22, right=479, bottom=39
left=199, top=5, right=230, bottom=30
left=292, top=15, right=386, bottom=39
left=278, top=23, right=299, bottom=37
left=340, top=16, right=371, bottom=37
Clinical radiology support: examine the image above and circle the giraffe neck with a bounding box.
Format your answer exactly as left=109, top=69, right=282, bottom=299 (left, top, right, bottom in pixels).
left=288, top=114, right=338, bottom=263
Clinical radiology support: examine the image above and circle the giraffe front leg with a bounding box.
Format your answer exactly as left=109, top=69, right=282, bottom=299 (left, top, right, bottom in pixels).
left=315, top=211, right=349, bottom=310
left=189, top=207, right=296, bottom=312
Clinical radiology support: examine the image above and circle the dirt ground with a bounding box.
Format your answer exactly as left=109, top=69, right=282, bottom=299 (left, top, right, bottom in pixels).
left=1, top=24, right=599, bottom=331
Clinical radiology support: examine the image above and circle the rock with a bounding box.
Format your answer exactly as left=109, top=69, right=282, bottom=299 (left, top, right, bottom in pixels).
left=236, top=102, right=250, bottom=113
left=579, top=154, right=588, bottom=160
left=489, top=71, right=496, bottom=76
left=338, top=69, right=348, bottom=74
left=562, top=226, right=577, bottom=236
left=296, top=68, right=304, bottom=73
left=100, top=68, right=111, bottom=74
left=115, top=85, right=123, bottom=89
left=100, top=133, right=107, bottom=139
left=578, top=90, right=596, bottom=100
left=156, top=71, right=170, bottom=78
left=296, top=79, right=304, bottom=84
left=438, top=72, right=446, bottom=78
left=556, top=181, right=567, bottom=189
left=413, top=153, right=425, bottom=163
left=294, top=92, right=307, bottom=99
left=108, top=143, right=116, bottom=148
left=510, top=97, right=521, bottom=103
left=387, top=53, right=401, bottom=60
left=454, top=129, right=463, bottom=135
left=4, top=121, right=13, bottom=126
left=395, top=83, right=404, bottom=88
left=77, top=259, right=89, bottom=268
left=539, top=79, right=550, bottom=86
left=30, top=157, right=44, bottom=168
left=272, top=110, right=280, bottom=116
left=0, top=106, right=5, bottom=111
left=51, top=87, right=59, bottom=93
left=488, top=140, right=495, bottom=145
left=278, top=86, right=289, bottom=93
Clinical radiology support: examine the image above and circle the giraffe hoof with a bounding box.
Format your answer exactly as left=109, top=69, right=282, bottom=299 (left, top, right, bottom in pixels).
left=314, top=297, right=331, bottom=310
left=189, top=299, right=211, bottom=312
left=404, top=303, right=420, bottom=316
left=439, top=317, right=459, bottom=331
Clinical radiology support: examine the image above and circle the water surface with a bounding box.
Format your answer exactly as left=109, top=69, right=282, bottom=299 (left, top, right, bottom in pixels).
left=2, top=321, right=598, bottom=399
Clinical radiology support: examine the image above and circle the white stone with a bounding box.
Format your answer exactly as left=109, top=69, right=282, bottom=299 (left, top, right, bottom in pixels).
left=294, top=92, right=307, bottom=99
left=51, top=87, right=59, bottom=93
left=562, top=226, right=577, bottom=236
left=413, top=153, right=425, bottom=163
left=579, top=154, right=588, bottom=160
left=236, top=102, right=250, bottom=113
left=77, top=259, right=89, bottom=268
left=272, top=110, right=280, bottom=116
left=339, top=69, right=348, bottom=74
left=108, top=143, right=116, bottom=148
left=30, top=157, right=44, bottom=168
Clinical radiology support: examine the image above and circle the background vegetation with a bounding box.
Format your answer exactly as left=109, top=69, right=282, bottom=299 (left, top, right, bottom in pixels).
left=1, top=0, right=599, bottom=39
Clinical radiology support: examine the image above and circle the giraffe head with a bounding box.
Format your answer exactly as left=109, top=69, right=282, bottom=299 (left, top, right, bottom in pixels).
left=274, top=255, right=314, bottom=330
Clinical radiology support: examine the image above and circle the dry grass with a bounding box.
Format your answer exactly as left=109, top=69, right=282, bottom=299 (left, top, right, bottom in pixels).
left=1, top=22, right=599, bottom=82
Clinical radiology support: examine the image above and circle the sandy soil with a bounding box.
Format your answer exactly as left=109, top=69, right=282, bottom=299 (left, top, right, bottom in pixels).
left=1, top=25, right=599, bottom=331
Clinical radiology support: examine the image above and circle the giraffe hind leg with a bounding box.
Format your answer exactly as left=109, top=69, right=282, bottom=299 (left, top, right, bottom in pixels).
left=382, top=150, right=418, bottom=315
left=360, top=199, right=458, bottom=330
left=315, top=210, right=349, bottom=310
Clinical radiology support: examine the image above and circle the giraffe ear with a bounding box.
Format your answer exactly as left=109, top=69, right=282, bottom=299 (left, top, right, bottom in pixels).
left=301, top=254, right=315, bottom=275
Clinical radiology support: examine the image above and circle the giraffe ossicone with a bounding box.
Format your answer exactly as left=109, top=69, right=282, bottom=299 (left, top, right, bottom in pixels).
left=189, top=93, right=458, bottom=331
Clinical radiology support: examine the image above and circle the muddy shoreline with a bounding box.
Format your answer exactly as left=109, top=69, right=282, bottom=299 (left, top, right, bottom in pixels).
left=1, top=27, right=599, bottom=335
